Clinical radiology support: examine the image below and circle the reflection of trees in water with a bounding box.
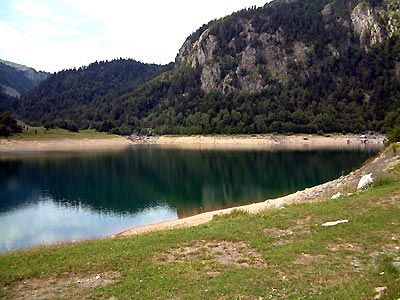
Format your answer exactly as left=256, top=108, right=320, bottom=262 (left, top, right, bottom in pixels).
left=0, top=147, right=377, bottom=217
left=0, top=160, right=42, bottom=213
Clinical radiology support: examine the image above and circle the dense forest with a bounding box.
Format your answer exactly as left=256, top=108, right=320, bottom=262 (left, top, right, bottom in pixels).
left=4, top=0, right=400, bottom=136
left=12, top=59, right=173, bottom=133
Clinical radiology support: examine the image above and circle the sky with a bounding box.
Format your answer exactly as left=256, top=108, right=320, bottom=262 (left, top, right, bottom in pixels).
left=0, top=0, right=268, bottom=73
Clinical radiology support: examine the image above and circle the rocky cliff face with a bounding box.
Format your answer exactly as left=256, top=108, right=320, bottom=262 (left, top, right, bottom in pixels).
left=351, top=0, right=399, bottom=48
left=176, top=19, right=289, bottom=94
left=176, top=0, right=400, bottom=94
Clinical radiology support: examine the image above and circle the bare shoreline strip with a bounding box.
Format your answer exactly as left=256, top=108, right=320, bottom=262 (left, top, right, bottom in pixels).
left=134, top=133, right=386, bottom=150
left=0, top=133, right=385, bottom=153
left=0, top=137, right=134, bottom=153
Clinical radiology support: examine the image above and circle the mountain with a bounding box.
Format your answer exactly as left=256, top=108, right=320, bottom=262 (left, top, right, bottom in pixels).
left=0, top=59, right=49, bottom=98
left=11, top=0, right=400, bottom=135
left=13, top=59, right=173, bottom=133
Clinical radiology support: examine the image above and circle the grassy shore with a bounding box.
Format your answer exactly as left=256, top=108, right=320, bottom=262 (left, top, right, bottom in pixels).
left=0, top=148, right=399, bottom=300
left=9, top=125, right=116, bottom=140
left=0, top=126, right=133, bottom=153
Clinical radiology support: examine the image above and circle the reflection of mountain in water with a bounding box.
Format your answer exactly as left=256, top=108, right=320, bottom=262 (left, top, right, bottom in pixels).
left=0, top=147, right=378, bottom=218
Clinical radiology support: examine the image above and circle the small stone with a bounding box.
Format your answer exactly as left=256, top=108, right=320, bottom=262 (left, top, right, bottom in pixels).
left=350, top=259, right=361, bottom=268
left=375, top=286, right=386, bottom=292
left=322, top=220, right=349, bottom=227
left=331, top=192, right=342, bottom=200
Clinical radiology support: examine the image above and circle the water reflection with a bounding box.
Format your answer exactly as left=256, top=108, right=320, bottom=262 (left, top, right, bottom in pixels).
left=0, top=145, right=380, bottom=252
left=0, top=196, right=177, bottom=252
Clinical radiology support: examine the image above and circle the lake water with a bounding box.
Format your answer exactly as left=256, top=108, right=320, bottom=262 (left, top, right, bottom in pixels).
left=0, top=145, right=381, bottom=252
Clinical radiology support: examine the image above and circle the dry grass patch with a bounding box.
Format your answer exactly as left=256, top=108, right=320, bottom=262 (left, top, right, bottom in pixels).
left=9, top=271, right=119, bottom=300
left=293, top=253, right=327, bottom=265
left=327, top=242, right=364, bottom=252
left=262, top=228, right=294, bottom=238
left=262, top=218, right=313, bottom=247
left=156, top=240, right=265, bottom=268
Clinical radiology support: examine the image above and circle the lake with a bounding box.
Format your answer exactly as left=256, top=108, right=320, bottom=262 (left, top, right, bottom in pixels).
left=0, top=145, right=381, bottom=252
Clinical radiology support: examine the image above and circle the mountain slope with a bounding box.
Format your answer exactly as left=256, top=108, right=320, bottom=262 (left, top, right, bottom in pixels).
left=15, top=59, right=173, bottom=133
left=0, top=59, right=49, bottom=97
left=131, top=0, right=400, bottom=134
left=13, top=0, right=400, bottom=135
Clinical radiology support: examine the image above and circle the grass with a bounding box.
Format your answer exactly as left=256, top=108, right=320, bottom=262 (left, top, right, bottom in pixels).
left=0, top=162, right=399, bottom=299
left=4, top=124, right=116, bottom=140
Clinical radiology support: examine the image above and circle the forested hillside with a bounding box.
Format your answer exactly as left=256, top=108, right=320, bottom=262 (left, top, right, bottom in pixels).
left=9, top=0, right=400, bottom=135
left=15, top=59, right=173, bottom=133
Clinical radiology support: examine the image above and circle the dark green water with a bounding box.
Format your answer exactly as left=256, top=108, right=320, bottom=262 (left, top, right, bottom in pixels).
left=0, top=145, right=380, bottom=252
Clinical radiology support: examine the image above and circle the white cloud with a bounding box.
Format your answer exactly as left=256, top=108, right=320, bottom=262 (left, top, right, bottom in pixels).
left=11, top=0, right=54, bottom=19
left=1, top=0, right=269, bottom=72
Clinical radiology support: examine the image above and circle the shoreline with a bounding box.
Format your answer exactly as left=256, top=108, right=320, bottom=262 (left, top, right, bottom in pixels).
left=115, top=176, right=351, bottom=237
left=0, top=133, right=386, bottom=153
left=0, top=136, right=135, bottom=153
left=115, top=144, right=398, bottom=237
left=146, top=133, right=385, bottom=150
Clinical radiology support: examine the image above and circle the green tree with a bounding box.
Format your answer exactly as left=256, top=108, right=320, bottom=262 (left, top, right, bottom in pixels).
left=0, top=112, right=22, bottom=136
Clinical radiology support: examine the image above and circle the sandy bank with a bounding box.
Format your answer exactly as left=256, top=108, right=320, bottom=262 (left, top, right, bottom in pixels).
left=0, top=137, right=134, bottom=153
left=116, top=144, right=398, bottom=238
left=1, top=134, right=385, bottom=153
left=132, top=133, right=386, bottom=150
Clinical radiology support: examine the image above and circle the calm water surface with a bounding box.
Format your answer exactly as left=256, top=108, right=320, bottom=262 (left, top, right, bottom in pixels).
left=0, top=145, right=381, bottom=252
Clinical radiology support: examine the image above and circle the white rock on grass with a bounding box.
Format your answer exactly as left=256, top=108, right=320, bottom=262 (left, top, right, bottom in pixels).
left=357, top=173, right=373, bottom=190
left=322, top=220, right=349, bottom=227
left=330, top=192, right=342, bottom=200
left=373, top=286, right=387, bottom=300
